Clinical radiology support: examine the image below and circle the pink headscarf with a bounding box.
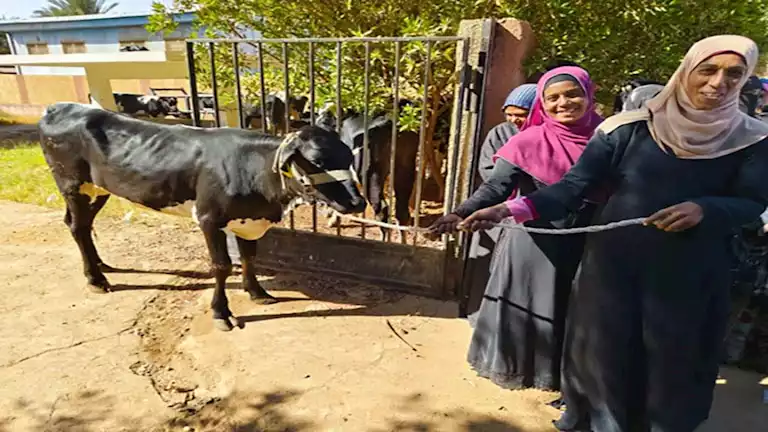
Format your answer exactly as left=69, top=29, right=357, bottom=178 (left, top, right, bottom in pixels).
left=493, top=66, right=603, bottom=185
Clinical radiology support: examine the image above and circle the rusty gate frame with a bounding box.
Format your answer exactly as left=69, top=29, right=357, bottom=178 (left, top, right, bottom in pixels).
left=184, top=35, right=486, bottom=309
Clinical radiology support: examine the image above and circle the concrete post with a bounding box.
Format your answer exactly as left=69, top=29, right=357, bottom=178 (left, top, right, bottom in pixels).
left=444, top=17, right=536, bottom=316
left=480, top=19, right=537, bottom=138
left=445, top=18, right=535, bottom=212
left=83, top=67, right=117, bottom=111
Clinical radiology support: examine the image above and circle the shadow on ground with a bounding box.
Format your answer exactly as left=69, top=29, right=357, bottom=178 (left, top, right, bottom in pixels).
left=0, top=388, right=536, bottom=432
left=101, top=261, right=457, bottom=323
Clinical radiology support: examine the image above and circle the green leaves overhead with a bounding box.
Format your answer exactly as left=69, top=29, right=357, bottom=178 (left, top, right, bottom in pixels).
left=148, top=0, right=768, bottom=112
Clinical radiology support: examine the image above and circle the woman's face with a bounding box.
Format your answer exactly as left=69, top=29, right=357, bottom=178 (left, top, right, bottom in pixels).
left=542, top=80, right=588, bottom=124
left=504, top=105, right=529, bottom=128
left=686, top=53, right=747, bottom=110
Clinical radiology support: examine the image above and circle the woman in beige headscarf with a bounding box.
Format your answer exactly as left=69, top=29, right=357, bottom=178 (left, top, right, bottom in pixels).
left=456, top=35, right=768, bottom=432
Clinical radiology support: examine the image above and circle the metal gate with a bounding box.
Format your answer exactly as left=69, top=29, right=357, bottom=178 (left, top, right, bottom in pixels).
left=184, top=35, right=485, bottom=306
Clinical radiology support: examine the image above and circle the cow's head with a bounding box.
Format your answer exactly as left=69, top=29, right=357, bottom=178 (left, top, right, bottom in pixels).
left=274, top=125, right=365, bottom=214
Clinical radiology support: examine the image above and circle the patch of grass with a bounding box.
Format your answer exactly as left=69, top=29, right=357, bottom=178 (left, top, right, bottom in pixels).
left=0, top=142, right=58, bottom=207
left=0, top=115, right=18, bottom=126
left=0, top=110, right=39, bottom=126
left=0, top=142, right=193, bottom=225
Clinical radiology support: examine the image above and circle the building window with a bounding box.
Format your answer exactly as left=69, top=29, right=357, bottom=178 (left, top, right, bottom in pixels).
left=26, top=42, right=49, bottom=55
left=164, top=39, right=186, bottom=52
left=62, top=41, right=86, bottom=54
left=119, top=40, right=147, bottom=51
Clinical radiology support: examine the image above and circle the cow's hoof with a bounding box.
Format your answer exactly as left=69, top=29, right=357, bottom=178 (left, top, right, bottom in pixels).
left=250, top=294, right=278, bottom=305
left=87, top=281, right=111, bottom=294
left=213, top=315, right=241, bottom=332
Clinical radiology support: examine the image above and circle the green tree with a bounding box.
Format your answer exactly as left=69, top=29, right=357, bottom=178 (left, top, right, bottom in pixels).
left=34, top=0, right=119, bottom=17
left=148, top=0, right=768, bottom=193
left=149, top=0, right=768, bottom=104
left=0, top=34, right=9, bottom=55
left=148, top=1, right=496, bottom=195
left=503, top=0, right=768, bottom=101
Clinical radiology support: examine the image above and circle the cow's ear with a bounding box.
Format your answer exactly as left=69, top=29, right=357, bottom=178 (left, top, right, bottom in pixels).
left=275, top=132, right=303, bottom=173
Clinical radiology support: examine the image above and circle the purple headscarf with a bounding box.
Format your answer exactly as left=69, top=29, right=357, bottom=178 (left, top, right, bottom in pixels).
left=493, top=66, right=603, bottom=185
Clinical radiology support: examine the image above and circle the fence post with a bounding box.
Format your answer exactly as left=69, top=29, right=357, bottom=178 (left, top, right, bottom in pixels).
left=445, top=18, right=536, bottom=317
left=480, top=19, right=537, bottom=137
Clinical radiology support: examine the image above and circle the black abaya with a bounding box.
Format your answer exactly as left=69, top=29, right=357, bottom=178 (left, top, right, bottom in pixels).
left=524, top=117, right=768, bottom=432
left=455, top=159, right=594, bottom=390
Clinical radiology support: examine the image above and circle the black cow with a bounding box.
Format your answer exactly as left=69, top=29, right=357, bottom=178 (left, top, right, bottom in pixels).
left=114, top=93, right=179, bottom=118
left=317, top=106, right=418, bottom=240
left=259, top=93, right=310, bottom=135
left=119, top=45, right=149, bottom=52
left=198, top=95, right=215, bottom=111
left=243, top=103, right=311, bottom=132
left=39, top=102, right=365, bottom=331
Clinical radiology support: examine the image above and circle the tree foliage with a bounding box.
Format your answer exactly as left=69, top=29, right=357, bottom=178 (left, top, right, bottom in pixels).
left=148, top=0, right=768, bottom=196
left=504, top=0, right=768, bottom=101
left=148, top=1, right=497, bottom=194
left=150, top=0, right=768, bottom=109
left=0, top=34, right=9, bottom=55
left=34, top=0, right=119, bottom=17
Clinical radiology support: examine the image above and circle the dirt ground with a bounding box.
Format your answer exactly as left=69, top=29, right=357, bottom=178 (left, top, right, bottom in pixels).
left=0, top=200, right=766, bottom=432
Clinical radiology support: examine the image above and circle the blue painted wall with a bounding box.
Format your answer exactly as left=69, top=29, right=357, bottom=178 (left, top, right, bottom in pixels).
left=0, top=13, right=200, bottom=75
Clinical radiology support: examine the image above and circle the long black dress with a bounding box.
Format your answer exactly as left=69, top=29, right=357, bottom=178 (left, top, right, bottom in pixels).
left=464, top=122, right=520, bottom=318
left=526, top=113, right=768, bottom=432
left=454, top=158, right=595, bottom=390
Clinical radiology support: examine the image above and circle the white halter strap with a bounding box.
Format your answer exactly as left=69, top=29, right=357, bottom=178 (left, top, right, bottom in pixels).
left=273, top=133, right=357, bottom=189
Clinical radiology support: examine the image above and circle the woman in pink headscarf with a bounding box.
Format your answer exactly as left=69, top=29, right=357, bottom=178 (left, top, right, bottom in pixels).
left=458, top=35, right=768, bottom=431
left=427, top=66, right=602, bottom=391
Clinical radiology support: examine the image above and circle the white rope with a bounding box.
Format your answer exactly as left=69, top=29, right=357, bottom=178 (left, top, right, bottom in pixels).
left=336, top=213, right=647, bottom=235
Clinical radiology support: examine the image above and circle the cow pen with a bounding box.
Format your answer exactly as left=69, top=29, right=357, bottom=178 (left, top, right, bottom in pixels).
left=184, top=36, right=486, bottom=310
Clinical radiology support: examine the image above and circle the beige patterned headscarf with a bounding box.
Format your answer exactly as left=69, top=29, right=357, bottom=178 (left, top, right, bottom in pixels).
left=645, top=35, right=768, bottom=159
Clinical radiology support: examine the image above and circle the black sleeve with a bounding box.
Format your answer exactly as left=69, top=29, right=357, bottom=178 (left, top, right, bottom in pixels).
left=692, top=142, right=768, bottom=230
left=526, top=129, right=618, bottom=221
left=478, top=123, right=517, bottom=182
left=455, top=158, right=520, bottom=218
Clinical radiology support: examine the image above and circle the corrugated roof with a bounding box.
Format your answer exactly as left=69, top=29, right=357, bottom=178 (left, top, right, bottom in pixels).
left=0, top=11, right=195, bottom=32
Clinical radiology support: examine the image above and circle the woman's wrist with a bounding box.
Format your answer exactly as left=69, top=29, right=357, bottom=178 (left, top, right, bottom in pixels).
left=505, top=197, right=536, bottom=223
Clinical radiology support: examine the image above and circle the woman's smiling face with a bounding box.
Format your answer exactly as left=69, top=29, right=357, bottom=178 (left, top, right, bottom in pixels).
left=686, top=53, right=746, bottom=110
left=542, top=79, right=588, bottom=125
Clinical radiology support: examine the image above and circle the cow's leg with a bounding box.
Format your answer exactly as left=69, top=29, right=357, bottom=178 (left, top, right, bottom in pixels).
left=326, top=209, right=340, bottom=228
left=87, top=195, right=117, bottom=273
left=394, top=155, right=416, bottom=244
left=366, top=168, right=389, bottom=241
left=235, top=238, right=277, bottom=305
left=199, top=221, right=240, bottom=332
left=63, top=193, right=110, bottom=293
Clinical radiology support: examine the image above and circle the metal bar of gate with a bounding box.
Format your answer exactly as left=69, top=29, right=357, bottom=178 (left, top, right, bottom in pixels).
left=208, top=42, right=221, bottom=127
left=257, top=42, right=267, bottom=134
left=282, top=42, right=294, bottom=230
left=411, top=41, right=432, bottom=245
left=444, top=40, right=470, bottom=216
left=232, top=42, right=245, bottom=129
left=309, top=42, right=317, bottom=232
left=444, top=41, right=471, bottom=254
left=335, top=41, right=343, bottom=237
left=185, top=42, right=201, bottom=127
left=190, top=36, right=466, bottom=43
left=388, top=41, right=401, bottom=243
left=282, top=42, right=291, bottom=135
left=440, top=40, right=472, bottom=302
left=361, top=42, right=371, bottom=239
